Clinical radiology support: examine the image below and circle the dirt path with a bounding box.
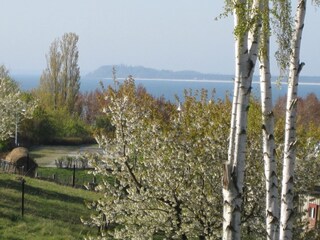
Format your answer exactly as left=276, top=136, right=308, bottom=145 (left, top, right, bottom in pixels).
left=29, top=144, right=101, bottom=167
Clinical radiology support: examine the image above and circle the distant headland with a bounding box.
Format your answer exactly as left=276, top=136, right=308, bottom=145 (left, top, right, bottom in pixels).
left=84, top=65, right=233, bottom=81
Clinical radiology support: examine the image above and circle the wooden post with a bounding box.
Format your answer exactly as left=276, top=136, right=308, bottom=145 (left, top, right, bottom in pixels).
left=72, top=164, right=76, bottom=187
left=21, top=178, right=26, bottom=217
left=26, top=154, right=29, bottom=173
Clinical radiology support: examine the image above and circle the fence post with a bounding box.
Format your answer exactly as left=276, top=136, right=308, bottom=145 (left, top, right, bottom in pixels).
left=26, top=154, right=29, bottom=173
left=21, top=178, right=26, bottom=217
left=72, top=164, right=76, bottom=187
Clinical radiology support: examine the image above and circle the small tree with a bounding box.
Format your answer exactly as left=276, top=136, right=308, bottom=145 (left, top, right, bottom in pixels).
left=0, top=65, right=36, bottom=142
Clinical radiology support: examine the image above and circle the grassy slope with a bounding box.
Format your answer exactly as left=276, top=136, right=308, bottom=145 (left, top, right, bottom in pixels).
left=0, top=173, right=100, bottom=240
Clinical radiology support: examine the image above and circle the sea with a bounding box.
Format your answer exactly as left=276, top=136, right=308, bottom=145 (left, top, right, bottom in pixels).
left=13, top=74, right=320, bottom=103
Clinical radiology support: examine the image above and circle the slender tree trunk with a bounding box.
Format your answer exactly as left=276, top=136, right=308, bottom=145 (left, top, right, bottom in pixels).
left=279, top=1, right=306, bottom=239
left=223, top=10, right=242, bottom=239
left=259, top=1, right=279, bottom=239
left=223, top=1, right=261, bottom=239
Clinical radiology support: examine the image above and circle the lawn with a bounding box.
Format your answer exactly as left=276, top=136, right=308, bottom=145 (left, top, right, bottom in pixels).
left=0, top=173, right=101, bottom=240
left=35, top=167, right=106, bottom=189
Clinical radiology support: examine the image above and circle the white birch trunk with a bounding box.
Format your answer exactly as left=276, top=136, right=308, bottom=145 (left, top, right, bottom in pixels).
left=279, top=1, right=306, bottom=239
left=259, top=1, right=279, bottom=239
left=223, top=1, right=260, bottom=239
left=222, top=9, right=242, bottom=240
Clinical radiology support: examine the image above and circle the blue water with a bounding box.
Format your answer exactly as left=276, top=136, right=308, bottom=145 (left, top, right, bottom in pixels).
left=13, top=74, right=320, bottom=103
left=81, top=77, right=320, bottom=102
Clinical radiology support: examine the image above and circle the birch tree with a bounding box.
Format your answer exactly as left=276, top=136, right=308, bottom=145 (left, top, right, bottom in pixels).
left=279, top=1, right=307, bottom=238
left=223, top=1, right=261, bottom=239
left=259, top=1, right=280, bottom=238
left=222, top=0, right=313, bottom=239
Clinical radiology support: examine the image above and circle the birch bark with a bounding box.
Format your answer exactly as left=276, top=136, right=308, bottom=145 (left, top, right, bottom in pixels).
left=279, top=1, right=306, bottom=239
left=223, top=8, right=243, bottom=239
left=259, top=1, right=279, bottom=239
left=223, top=1, right=261, bottom=239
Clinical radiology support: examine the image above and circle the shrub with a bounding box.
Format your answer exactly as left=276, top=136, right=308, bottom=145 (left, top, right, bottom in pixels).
left=55, top=155, right=89, bottom=169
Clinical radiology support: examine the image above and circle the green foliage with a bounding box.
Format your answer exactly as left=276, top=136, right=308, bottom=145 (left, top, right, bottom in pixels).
left=21, top=106, right=55, bottom=145
left=271, top=0, right=293, bottom=77
left=273, top=93, right=320, bottom=238
left=0, top=140, right=12, bottom=152
left=38, top=32, right=80, bottom=114
left=60, top=117, right=89, bottom=138
left=93, top=115, right=115, bottom=139
left=22, top=106, right=93, bottom=145
left=28, top=32, right=100, bottom=144
left=240, top=98, right=266, bottom=238
left=221, top=0, right=294, bottom=78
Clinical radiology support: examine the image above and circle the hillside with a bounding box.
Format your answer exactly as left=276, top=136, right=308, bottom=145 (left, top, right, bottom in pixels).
left=84, top=64, right=231, bottom=80
left=0, top=173, right=100, bottom=240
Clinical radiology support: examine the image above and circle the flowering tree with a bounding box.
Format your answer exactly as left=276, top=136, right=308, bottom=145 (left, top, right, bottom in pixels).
left=84, top=78, right=230, bottom=239
left=0, top=65, right=36, bottom=142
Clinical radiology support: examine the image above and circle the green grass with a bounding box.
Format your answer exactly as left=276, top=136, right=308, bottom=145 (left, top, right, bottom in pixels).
left=0, top=173, right=101, bottom=240
left=36, top=167, right=97, bottom=188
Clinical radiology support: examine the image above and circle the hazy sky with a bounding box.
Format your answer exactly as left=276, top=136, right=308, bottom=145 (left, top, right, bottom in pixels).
left=0, top=0, right=320, bottom=76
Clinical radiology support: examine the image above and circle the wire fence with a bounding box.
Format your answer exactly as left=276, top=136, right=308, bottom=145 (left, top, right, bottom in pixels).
left=0, top=159, right=98, bottom=190
left=34, top=169, right=98, bottom=190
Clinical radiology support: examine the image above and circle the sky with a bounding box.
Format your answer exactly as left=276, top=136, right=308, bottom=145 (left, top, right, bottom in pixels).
left=0, top=0, right=320, bottom=76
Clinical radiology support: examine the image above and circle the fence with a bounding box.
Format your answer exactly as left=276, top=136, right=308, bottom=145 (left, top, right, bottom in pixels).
left=34, top=168, right=98, bottom=190
left=0, top=159, right=25, bottom=175
left=1, top=158, right=98, bottom=190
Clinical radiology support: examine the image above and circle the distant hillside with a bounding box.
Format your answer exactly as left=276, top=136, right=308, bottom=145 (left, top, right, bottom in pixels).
left=84, top=65, right=232, bottom=80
